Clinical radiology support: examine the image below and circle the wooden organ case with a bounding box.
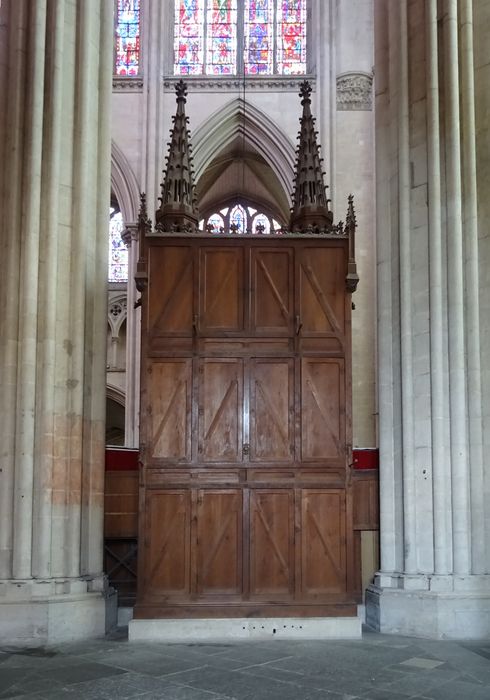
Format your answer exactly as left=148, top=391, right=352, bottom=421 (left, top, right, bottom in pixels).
left=133, top=81, right=360, bottom=621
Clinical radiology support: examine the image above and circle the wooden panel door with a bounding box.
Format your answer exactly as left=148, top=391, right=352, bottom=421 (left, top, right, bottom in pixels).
left=144, top=491, right=191, bottom=597
left=301, top=490, right=346, bottom=596
left=249, top=358, right=294, bottom=463
left=148, top=360, right=192, bottom=462
left=250, top=248, right=293, bottom=334
left=198, top=358, right=243, bottom=463
left=301, top=358, right=345, bottom=462
left=199, top=247, right=244, bottom=333
left=148, top=245, right=193, bottom=335
left=250, top=489, right=295, bottom=598
left=196, top=490, right=243, bottom=597
left=298, top=247, right=345, bottom=341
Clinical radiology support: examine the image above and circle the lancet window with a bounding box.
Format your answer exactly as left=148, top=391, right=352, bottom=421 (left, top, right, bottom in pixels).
left=115, top=0, right=141, bottom=75
left=174, top=0, right=307, bottom=76
left=109, top=207, right=129, bottom=282
left=201, top=203, right=283, bottom=233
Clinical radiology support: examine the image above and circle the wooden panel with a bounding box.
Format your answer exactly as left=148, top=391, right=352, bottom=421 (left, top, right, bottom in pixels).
left=250, top=490, right=294, bottom=598
left=251, top=248, right=293, bottom=334
left=298, top=247, right=345, bottom=338
left=249, top=358, right=294, bottom=462
left=196, top=490, right=242, bottom=596
left=148, top=360, right=192, bottom=461
left=145, top=491, right=190, bottom=596
left=148, top=246, right=193, bottom=335
left=198, top=358, right=243, bottom=463
left=104, top=471, right=138, bottom=537
left=301, top=358, right=344, bottom=461
left=200, top=247, right=243, bottom=332
left=353, top=471, right=379, bottom=530
left=301, top=490, right=346, bottom=595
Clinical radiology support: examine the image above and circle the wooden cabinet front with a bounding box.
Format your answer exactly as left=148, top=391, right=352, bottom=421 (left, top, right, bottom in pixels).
left=136, top=236, right=356, bottom=618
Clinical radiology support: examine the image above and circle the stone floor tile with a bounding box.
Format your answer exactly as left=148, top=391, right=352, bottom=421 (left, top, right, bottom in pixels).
left=35, top=661, right=127, bottom=686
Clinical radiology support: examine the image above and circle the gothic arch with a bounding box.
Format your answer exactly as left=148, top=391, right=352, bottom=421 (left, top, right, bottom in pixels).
left=107, top=384, right=125, bottom=407
left=111, top=140, right=140, bottom=223
left=192, top=99, right=296, bottom=209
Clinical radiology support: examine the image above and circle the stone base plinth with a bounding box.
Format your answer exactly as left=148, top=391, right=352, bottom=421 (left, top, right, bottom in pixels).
left=0, top=577, right=113, bottom=646
left=366, top=576, right=490, bottom=639
left=129, top=616, right=362, bottom=642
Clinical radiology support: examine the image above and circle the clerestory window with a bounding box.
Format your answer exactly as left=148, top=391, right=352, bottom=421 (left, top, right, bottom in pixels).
left=115, top=0, right=141, bottom=76
left=174, top=0, right=307, bottom=76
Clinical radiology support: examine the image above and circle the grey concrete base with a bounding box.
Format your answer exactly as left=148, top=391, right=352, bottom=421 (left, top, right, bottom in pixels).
left=105, top=588, right=119, bottom=633
left=366, top=583, right=490, bottom=639
left=129, top=616, right=362, bottom=641
left=117, top=606, right=134, bottom=627
left=0, top=591, right=108, bottom=647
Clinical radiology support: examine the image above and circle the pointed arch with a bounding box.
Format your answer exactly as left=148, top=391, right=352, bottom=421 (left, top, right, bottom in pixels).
left=107, top=384, right=126, bottom=407
left=111, top=140, right=140, bottom=223
left=192, top=99, right=296, bottom=207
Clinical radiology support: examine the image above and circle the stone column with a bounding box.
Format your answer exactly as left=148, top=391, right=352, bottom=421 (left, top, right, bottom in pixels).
left=367, top=0, right=490, bottom=639
left=122, top=225, right=141, bottom=448
left=334, top=0, right=376, bottom=449
left=0, top=0, right=113, bottom=645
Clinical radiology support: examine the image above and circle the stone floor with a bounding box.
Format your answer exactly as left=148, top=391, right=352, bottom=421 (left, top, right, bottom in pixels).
left=2, top=626, right=490, bottom=700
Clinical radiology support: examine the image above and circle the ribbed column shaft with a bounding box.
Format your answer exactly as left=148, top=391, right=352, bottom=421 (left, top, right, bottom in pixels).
left=81, top=0, right=113, bottom=576
left=0, top=0, right=111, bottom=585
left=0, top=0, right=27, bottom=579
left=459, top=0, right=484, bottom=574
left=124, top=229, right=141, bottom=448
left=426, top=0, right=451, bottom=576
left=377, top=0, right=404, bottom=574
left=397, top=0, right=416, bottom=575
left=32, top=0, right=64, bottom=579
left=443, top=0, right=471, bottom=576
left=12, top=0, right=47, bottom=579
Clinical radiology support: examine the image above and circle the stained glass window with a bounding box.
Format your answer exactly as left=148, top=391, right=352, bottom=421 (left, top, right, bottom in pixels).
left=174, top=0, right=205, bottom=75
left=276, top=0, right=307, bottom=74
left=207, top=213, right=225, bottom=231
left=115, top=0, right=140, bottom=76
left=252, top=213, right=271, bottom=233
left=174, top=0, right=307, bottom=76
left=203, top=203, right=283, bottom=233
left=244, top=0, right=273, bottom=74
left=229, top=204, right=247, bottom=232
left=206, top=0, right=238, bottom=74
left=109, top=210, right=128, bottom=282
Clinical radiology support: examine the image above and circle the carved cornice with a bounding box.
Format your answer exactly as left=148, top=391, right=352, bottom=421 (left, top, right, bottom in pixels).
left=336, top=72, right=373, bottom=111
left=164, top=75, right=316, bottom=93
left=112, top=76, right=144, bottom=92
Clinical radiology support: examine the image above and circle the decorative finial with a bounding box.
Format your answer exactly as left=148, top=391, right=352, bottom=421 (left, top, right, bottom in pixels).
left=299, top=80, right=312, bottom=105
left=175, top=79, right=187, bottom=103
left=155, top=80, right=199, bottom=232
left=290, top=79, right=333, bottom=232
left=345, top=194, right=359, bottom=293
left=138, top=191, right=152, bottom=231
left=346, top=194, right=356, bottom=231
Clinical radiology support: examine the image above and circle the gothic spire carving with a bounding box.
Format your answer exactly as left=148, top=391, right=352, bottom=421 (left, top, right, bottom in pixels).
left=345, top=194, right=359, bottom=292
left=138, top=191, right=152, bottom=233
left=156, top=80, right=199, bottom=232
left=290, top=80, right=333, bottom=232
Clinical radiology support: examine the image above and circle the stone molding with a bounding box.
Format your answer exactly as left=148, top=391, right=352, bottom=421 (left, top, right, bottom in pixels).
left=122, top=224, right=139, bottom=246
left=163, top=75, right=316, bottom=92
left=336, top=72, right=373, bottom=111
left=112, top=76, right=144, bottom=92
